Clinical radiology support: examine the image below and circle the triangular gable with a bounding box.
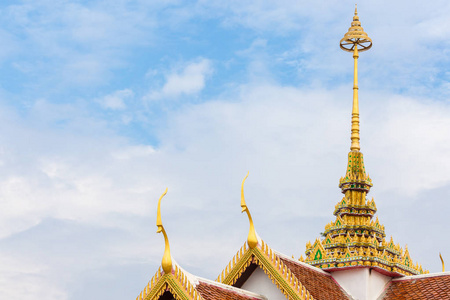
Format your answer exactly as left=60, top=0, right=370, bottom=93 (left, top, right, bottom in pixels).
left=218, top=240, right=322, bottom=300
left=136, top=264, right=202, bottom=300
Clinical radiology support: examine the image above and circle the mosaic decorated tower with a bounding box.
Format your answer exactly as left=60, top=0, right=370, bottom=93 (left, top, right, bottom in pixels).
left=302, top=7, right=427, bottom=277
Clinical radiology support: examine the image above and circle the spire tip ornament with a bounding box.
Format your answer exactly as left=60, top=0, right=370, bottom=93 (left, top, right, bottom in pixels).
left=340, top=5, right=372, bottom=52
left=241, top=172, right=258, bottom=249
left=156, top=188, right=173, bottom=274
left=340, top=5, right=372, bottom=152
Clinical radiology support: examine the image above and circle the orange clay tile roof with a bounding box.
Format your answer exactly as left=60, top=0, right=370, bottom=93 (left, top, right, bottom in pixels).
left=196, top=280, right=266, bottom=300
left=382, top=273, right=450, bottom=300
left=279, top=257, right=351, bottom=300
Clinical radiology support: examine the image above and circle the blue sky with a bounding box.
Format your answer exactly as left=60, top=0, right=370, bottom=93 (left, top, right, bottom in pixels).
left=1, top=1, right=450, bottom=299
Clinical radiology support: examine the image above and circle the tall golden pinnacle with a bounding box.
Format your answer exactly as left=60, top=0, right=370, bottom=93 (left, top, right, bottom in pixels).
left=340, top=5, right=372, bottom=151
left=305, top=8, right=426, bottom=277
left=156, top=188, right=173, bottom=274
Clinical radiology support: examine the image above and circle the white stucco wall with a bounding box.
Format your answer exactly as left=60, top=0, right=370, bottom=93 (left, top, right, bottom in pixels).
left=331, top=268, right=391, bottom=300
left=241, top=267, right=287, bottom=300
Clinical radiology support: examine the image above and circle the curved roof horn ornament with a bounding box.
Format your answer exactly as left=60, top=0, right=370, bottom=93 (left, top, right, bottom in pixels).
left=241, top=172, right=258, bottom=249
left=156, top=188, right=173, bottom=274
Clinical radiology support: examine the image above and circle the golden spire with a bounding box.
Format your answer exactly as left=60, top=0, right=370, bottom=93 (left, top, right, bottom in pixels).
left=440, top=253, right=445, bottom=272
left=340, top=5, right=372, bottom=151
left=241, top=172, right=258, bottom=249
left=305, top=8, right=426, bottom=277
left=156, top=188, right=172, bottom=274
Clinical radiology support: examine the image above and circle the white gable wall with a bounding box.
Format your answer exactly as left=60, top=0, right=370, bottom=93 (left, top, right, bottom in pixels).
left=331, top=268, right=391, bottom=300
left=241, top=267, right=287, bottom=300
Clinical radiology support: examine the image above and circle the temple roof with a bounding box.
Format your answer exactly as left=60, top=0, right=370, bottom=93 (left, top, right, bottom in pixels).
left=218, top=238, right=351, bottom=300
left=279, top=256, right=351, bottom=300
left=381, top=272, right=450, bottom=299
left=196, top=279, right=267, bottom=300
left=137, top=187, right=268, bottom=300
left=136, top=261, right=267, bottom=300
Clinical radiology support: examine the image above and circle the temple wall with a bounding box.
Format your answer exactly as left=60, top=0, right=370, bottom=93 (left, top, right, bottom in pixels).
left=331, top=268, right=391, bottom=300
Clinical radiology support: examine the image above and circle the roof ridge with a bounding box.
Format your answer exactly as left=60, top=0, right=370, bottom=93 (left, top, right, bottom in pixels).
left=171, top=258, right=198, bottom=283
left=391, top=271, right=450, bottom=281
left=274, top=251, right=333, bottom=276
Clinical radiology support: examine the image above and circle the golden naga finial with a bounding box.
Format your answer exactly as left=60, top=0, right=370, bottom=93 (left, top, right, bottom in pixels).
left=340, top=5, right=372, bottom=152
left=156, top=188, right=173, bottom=274
left=440, top=253, right=445, bottom=272
left=241, top=172, right=258, bottom=249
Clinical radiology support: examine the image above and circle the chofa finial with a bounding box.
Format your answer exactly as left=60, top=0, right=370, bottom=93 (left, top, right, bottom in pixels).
left=241, top=172, right=258, bottom=249
left=156, top=188, right=173, bottom=274
left=440, top=253, right=445, bottom=272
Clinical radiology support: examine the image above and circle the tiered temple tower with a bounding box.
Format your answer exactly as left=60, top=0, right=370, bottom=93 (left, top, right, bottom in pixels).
left=302, top=7, right=426, bottom=277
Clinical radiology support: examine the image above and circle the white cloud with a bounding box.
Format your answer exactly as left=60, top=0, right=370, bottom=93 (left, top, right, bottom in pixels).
left=2, top=1, right=159, bottom=87
left=97, top=89, right=134, bottom=110
left=145, top=58, right=213, bottom=101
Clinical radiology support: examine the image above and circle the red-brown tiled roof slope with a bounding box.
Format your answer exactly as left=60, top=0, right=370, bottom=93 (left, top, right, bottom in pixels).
left=280, top=257, right=351, bottom=300
left=196, top=280, right=266, bottom=300
left=382, top=273, right=450, bottom=300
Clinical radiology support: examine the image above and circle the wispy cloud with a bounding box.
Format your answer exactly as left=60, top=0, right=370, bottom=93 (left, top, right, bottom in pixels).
left=96, top=89, right=134, bottom=110
left=145, top=58, right=213, bottom=101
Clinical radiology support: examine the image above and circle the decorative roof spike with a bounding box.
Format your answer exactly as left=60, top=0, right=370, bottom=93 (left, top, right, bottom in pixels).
left=241, top=172, right=258, bottom=249
left=156, top=188, right=173, bottom=274
left=440, top=253, right=445, bottom=272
